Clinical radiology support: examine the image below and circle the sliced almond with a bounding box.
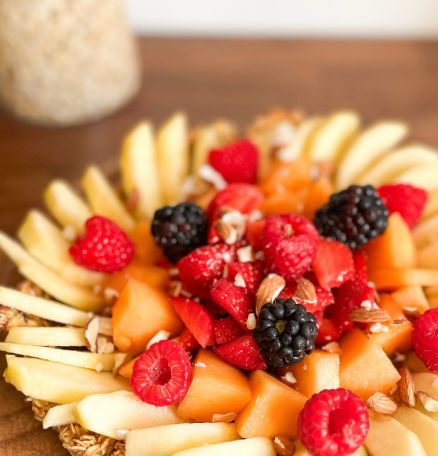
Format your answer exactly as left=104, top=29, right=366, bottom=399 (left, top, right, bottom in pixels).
left=293, top=277, right=317, bottom=306
left=212, top=412, right=237, bottom=423
left=273, top=434, right=295, bottom=456
left=96, top=335, right=115, bottom=354
left=321, top=341, right=342, bottom=354
left=349, top=308, right=391, bottom=323
left=280, top=371, right=297, bottom=386
left=85, top=316, right=113, bottom=352
left=366, top=392, right=398, bottom=415
left=215, top=219, right=238, bottom=245
left=169, top=281, right=182, bottom=297
left=399, top=366, right=416, bottom=407
left=246, top=313, right=256, bottom=330
left=237, top=245, right=254, bottom=263
left=256, top=274, right=286, bottom=314
left=234, top=273, right=246, bottom=288
left=417, top=391, right=438, bottom=412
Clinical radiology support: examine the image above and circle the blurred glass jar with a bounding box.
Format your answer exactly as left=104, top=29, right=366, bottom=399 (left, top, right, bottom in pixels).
left=0, top=0, right=140, bottom=126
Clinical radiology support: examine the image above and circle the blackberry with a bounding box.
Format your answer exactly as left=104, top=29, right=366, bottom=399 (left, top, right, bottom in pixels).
left=254, top=298, right=318, bottom=369
left=313, top=184, right=389, bottom=250
left=152, top=202, right=208, bottom=263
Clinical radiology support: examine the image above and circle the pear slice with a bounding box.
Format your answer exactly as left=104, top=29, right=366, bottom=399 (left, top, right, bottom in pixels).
left=43, top=402, right=77, bottom=429
left=394, top=164, right=438, bottom=191
left=18, top=210, right=103, bottom=287
left=4, top=356, right=129, bottom=403
left=156, top=112, right=189, bottom=204
left=44, top=179, right=92, bottom=234
left=307, top=110, right=360, bottom=163
left=120, top=121, right=163, bottom=219
left=125, top=423, right=238, bottom=456
left=0, top=232, right=103, bottom=311
left=365, top=414, right=426, bottom=456
left=0, top=286, right=90, bottom=326
left=336, top=121, right=409, bottom=189
left=74, top=391, right=182, bottom=439
left=413, top=214, right=438, bottom=249
left=6, top=326, right=86, bottom=347
left=358, top=143, right=438, bottom=186
left=170, top=437, right=276, bottom=456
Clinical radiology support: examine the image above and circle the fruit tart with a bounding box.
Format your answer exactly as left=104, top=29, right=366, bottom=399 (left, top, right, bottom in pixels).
left=1, top=109, right=438, bottom=456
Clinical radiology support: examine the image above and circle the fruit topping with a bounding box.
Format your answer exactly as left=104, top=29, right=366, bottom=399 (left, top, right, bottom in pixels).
left=298, top=388, right=369, bottom=456
left=214, top=335, right=267, bottom=371
left=254, top=298, right=318, bottom=368
left=214, top=317, right=244, bottom=345
left=70, top=215, right=135, bottom=273
left=131, top=340, right=192, bottom=406
left=412, top=308, right=438, bottom=373
left=172, top=328, right=201, bottom=353
left=226, top=261, right=263, bottom=296
left=314, top=184, right=389, bottom=249
left=151, top=202, right=208, bottom=263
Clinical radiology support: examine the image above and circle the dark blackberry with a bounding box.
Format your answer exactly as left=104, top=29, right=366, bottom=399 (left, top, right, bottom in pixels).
left=313, top=184, right=389, bottom=250
left=254, top=298, right=318, bottom=369
left=151, top=202, right=208, bottom=263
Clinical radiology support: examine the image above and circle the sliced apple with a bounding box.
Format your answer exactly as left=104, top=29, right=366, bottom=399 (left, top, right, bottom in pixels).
left=4, top=356, right=129, bottom=404
left=395, top=164, right=438, bottom=191
left=423, top=189, right=438, bottom=220
left=6, top=326, right=86, bottom=347
left=0, top=286, right=90, bottom=326
left=42, top=402, right=77, bottom=429
left=156, top=112, right=189, bottom=204
left=414, top=214, right=438, bottom=249
left=170, top=437, right=275, bottom=456
left=18, top=210, right=103, bottom=287
left=74, top=391, right=182, bottom=439
left=44, top=179, right=92, bottom=234
left=125, top=422, right=238, bottom=456
left=358, top=143, right=438, bottom=186
left=336, top=120, right=409, bottom=189
left=307, top=110, right=360, bottom=163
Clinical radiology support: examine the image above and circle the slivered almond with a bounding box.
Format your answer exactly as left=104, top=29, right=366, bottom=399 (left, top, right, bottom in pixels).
left=85, top=316, right=113, bottom=353
left=237, top=245, right=254, bottom=263
left=169, top=281, right=182, bottom=297
left=293, top=277, right=317, bottom=306
left=417, top=391, right=438, bottom=412
left=321, top=341, right=342, bottom=354
left=273, top=434, right=295, bottom=456
left=349, top=308, right=391, bottom=323
left=256, top=274, right=286, bottom=314
left=399, top=367, right=416, bottom=407
left=96, top=336, right=115, bottom=354
left=215, top=219, right=238, bottom=245
left=366, top=392, right=398, bottom=415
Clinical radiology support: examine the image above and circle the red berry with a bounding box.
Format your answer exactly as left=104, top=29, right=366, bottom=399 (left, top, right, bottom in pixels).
left=312, top=239, right=354, bottom=290
left=214, top=335, right=267, bottom=371
left=315, top=317, right=342, bottom=344
left=172, top=328, right=201, bottom=353
left=378, top=184, right=427, bottom=228
left=131, top=340, right=192, bottom=406
left=170, top=297, right=215, bottom=348
left=226, top=261, right=263, bottom=296
left=315, top=286, right=335, bottom=310
left=353, top=250, right=369, bottom=282
left=214, top=317, right=244, bottom=345
left=412, top=308, right=438, bottom=373
left=70, top=216, right=135, bottom=273
left=210, top=279, right=253, bottom=328
left=298, top=388, right=369, bottom=456
left=245, top=219, right=266, bottom=252
left=208, top=139, right=259, bottom=184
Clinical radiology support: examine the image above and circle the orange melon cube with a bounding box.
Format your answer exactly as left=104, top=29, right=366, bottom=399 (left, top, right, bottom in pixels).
left=369, top=294, right=412, bottom=356
left=303, top=177, right=334, bottom=219
left=281, top=350, right=340, bottom=398
left=339, top=329, right=400, bottom=400
left=118, top=355, right=139, bottom=378
left=177, top=350, right=251, bottom=422
left=259, top=191, right=307, bottom=216
left=365, top=213, right=417, bottom=271
left=391, top=286, right=429, bottom=314
left=129, top=221, right=164, bottom=265
left=260, top=160, right=312, bottom=196
left=235, top=370, right=307, bottom=438
left=369, top=269, right=438, bottom=290
left=112, top=280, right=182, bottom=353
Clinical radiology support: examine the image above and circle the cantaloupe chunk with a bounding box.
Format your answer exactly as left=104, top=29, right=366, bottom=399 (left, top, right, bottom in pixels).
left=177, top=350, right=251, bottom=422
left=418, top=242, right=438, bottom=269
left=391, top=286, right=429, bottom=314
left=369, top=269, right=438, bottom=290
left=429, top=296, right=438, bottom=308
left=303, top=177, right=334, bottom=219
left=339, top=329, right=400, bottom=400
left=369, top=294, right=412, bottom=356
left=282, top=350, right=340, bottom=398
left=112, top=280, right=182, bottom=353
left=260, top=160, right=312, bottom=196
left=259, top=191, right=308, bottom=215
left=365, top=213, right=417, bottom=271
left=235, top=370, right=307, bottom=438
left=129, top=221, right=164, bottom=265
left=118, top=356, right=139, bottom=378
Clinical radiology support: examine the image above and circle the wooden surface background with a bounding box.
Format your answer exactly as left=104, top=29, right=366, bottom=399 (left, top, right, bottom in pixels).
left=1, top=36, right=438, bottom=454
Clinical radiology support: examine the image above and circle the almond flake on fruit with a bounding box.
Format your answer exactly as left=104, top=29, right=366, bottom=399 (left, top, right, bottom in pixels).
left=85, top=316, right=113, bottom=352
left=281, top=371, right=297, bottom=386
left=368, top=323, right=389, bottom=334
left=366, top=392, right=398, bottom=415
left=198, top=164, right=227, bottom=190
left=234, top=273, right=246, bottom=288
left=273, top=434, right=296, bottom=456
left=95, top=362, right=104, bottom=373
left=399, top=367, right=416, bottom=407
left=212, top=412, right=237, bottom=423
left=222, top=210, right=246, bottom=240
left=246, top=313, right=256, bottom=330
left=237, top=245, right=254, bottom=263
left=215, top=219, right=238, bottom=245
left=169, top=281, right=183, bottom=297
left=146, top=330, right=171, bottom=349
left=417, top=391, right=438, bottom=412
left=293, top=277, right=317, bottom=306
left=194, top=361, right=207, bottom=368
left=96, top=336, right=115, bottom=354
left=256, top=274, right=286, bottom=314
left=349, top=308, right=391, bottom=324
left=322, top=341, right=342, bottom=354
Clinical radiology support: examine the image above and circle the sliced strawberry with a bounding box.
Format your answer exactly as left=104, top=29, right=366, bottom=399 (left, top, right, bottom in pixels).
left=226, top=261, right=263, bottom=296
left=172, top=328, right=201, bottom=353
left=214, top=317, right=244, bottom=345
left=315, top=317, right=342, bottom=345
left=353, top=250, right=369, bottom=281
left=170, top=297, right=215, bottom=348
left=214, top=335, right=267, bottom=370
left=245, top=219, right=266, bottom=252
left=312, top=239, right=354, bottom=290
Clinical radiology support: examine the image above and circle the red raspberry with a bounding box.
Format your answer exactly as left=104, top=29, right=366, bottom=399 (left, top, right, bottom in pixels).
left=412, top=308, right=438, bottom=373
left=315, top=286, right=335, bottom=310
left=298, top=388, right=369, bottom=456
left=214, top=335, right=267, bottom=371
left=263, top=215, right=320, bottom=281
left=214, top=317, right=244, bottom=345
left=131, top=340, right=192, bottom=406
left=172, top=328, right=200, bottom=353
left=226, top=261, right=263, bottom=296
left=208, top=139, right=259, bottom=184
left=378, top=184, right=427, bottom=228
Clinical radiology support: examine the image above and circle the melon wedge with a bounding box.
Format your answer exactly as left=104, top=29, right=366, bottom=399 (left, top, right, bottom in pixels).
left=6, top=327, right=86, bottom=347
left=43, top=402, right=77, bottom=429
left=369, top=269, right=438, bottom=290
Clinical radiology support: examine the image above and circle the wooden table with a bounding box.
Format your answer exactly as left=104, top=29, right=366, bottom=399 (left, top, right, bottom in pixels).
left=1, top=36, right=438, bottom=454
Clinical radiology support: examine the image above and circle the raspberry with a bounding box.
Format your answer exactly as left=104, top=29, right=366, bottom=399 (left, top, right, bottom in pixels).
left=208, top=139, right=259, bottom=184
left=298, top=388, right=369, bottom=456
left=315, top=286, right=335, bottom=310
left=214, top=317, right=244, bottom=345
left=214, top=335, right=267, bottom=371
left=70, top=216, right=135, bottom=273
left=378, top=183, right=428, bottom=228
left=412, top=308, right=438, bottom=373
left=131, top=340, right=192, bottom=406
left=226, top=261, right=263, bottom=296
left=263, top=215, right=320, bottom=281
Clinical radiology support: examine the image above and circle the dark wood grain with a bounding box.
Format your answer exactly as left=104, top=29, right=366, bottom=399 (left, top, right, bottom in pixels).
left=1, top=36, right=438, bottom=454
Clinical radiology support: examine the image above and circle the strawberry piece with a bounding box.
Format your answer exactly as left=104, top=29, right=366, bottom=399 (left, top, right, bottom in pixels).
left=378, top=183, right=428, bottom=228
left=210, top=278, right=253, bottom=328
left=312, top=239, right=354, bottom=290
left=170, top=297, right=215, bottom=348
left=245, top=219, right=266, bottom=252
left=226, top=261, right=263, bottom=296
left=131, top=340, right=192, bottom=406
left=208, top=139, right=259, bottom=184
left=172, top=328, right=201, bottom=353
left=352, top=250, right=369, bottom=282
left=70, top=216, right=135, bottom=273
left=214, top=317, right=244, bottom=345
left=214, top=335, right=267, bottom=370
left=315, top=286, right=335, bottom=310
left=315, top=317, right=342, bottom=344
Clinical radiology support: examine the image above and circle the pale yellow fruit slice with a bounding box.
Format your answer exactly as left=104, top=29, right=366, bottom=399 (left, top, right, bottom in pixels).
left=418, top=242, right=438, bottom=269
left=6, top=326, right=86, bottom=347
left=394, top=164, right=438, bottom=191
left=43, top=402, right=77, bottom=429
left=412, top=372, right=438, bottom=399
left=413, top=214, right=438, bottom=249
left=283, top=116, right=324, bottom=162
left=423, top=190, right=438, bottom=220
